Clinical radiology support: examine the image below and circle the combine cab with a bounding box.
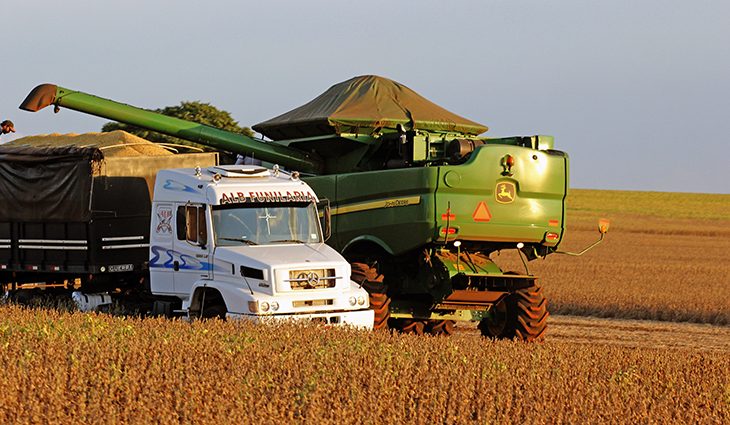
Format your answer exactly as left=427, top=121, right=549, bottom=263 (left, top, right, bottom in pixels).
left=19, top=76, right=607, bottom=339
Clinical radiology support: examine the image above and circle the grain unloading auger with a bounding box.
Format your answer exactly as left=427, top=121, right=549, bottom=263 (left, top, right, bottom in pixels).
left=20, top=84, right=323, bottom=174
left=21, top=76, right=607, bottom=340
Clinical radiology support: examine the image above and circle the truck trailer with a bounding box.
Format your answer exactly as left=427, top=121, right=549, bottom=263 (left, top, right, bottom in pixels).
left=0, top=143, right=373, bottom=327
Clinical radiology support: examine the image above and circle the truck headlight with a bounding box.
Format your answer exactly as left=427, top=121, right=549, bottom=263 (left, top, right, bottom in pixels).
left=357, top=295, right=366, bottom=306
left=348, top=296, right=357, bottom=306
left=248, top=301, right=257, bottom=313
left=248, top=301, right=272, bottom=314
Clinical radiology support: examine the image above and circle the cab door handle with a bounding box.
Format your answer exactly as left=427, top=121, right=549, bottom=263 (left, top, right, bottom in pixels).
left=173, top=261, right=180, bottom=271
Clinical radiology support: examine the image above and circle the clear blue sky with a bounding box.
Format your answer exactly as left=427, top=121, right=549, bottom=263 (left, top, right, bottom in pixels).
left=3, top=0, right=729, bottom=194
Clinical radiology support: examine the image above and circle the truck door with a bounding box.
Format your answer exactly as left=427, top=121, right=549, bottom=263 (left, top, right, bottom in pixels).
left=173, top=204, right=212, bottom=297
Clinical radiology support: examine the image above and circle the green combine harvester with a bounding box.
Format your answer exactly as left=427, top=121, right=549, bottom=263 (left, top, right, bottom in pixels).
left=20, top=76, right=607, bottom=340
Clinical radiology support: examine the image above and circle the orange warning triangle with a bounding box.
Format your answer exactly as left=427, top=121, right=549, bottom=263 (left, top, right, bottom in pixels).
left=472, top=201, right=492, bottom=222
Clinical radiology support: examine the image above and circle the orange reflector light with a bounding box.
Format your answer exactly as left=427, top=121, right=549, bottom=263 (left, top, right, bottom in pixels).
left=598, top=218, right=610, bottom=234
left=440, top=227, right=457, bottom=235
left=548, top=220, right=560, bottom=227
left=546, top=232, right=560, bottom=241
left=441, top=213, right=456, bottom=221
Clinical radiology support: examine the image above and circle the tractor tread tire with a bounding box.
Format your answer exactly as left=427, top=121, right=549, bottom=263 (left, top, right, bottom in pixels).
left=428, top=320, right=455, bottom=336
left=399, top=319, right=426, bottom=335
left=479, top=284, right=549, bottom=342
left=351, top=262, right=390, bottom=330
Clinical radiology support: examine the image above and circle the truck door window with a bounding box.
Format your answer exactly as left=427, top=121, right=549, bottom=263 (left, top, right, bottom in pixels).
left=177, top=205, right=207, bottom=246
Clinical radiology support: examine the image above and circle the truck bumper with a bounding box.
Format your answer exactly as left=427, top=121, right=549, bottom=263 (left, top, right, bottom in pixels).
left=228, top=308, right=374, bottom=330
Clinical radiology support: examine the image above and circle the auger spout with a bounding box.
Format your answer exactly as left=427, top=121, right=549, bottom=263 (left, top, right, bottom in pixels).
left=19, top=84, right=323, bottom=174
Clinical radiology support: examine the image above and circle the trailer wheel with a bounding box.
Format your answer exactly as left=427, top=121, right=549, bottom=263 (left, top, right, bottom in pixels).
left=351, top=262, right=390, bottom=330
left=427, top=320, right=455, bottom=336
left=478, top=285, right=548, bottom=342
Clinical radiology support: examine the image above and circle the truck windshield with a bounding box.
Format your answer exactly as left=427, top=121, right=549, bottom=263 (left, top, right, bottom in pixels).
left=212, top=202, right=322, bottom=246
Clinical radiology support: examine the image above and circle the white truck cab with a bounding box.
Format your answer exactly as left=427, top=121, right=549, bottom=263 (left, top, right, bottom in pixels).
left=149, top=164, right=373, bottom=328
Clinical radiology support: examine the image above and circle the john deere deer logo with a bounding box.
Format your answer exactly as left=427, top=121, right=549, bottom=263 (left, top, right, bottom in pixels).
left=495, top=182, right=516, bottom=204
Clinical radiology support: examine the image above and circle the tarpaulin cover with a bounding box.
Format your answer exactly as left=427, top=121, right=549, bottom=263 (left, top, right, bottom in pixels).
left=0, top=146, right=103, bottom=221
left=253, top=75, right=488, bottom=140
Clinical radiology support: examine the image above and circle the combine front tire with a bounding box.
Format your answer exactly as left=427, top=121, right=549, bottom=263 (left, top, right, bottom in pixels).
left=351, top=262, right=390, bottom=330
left=478, top=285, right=548, bottom=342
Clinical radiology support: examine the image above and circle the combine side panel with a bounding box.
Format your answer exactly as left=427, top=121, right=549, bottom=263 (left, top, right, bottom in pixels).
left=310, top=167, right=439, bottom=255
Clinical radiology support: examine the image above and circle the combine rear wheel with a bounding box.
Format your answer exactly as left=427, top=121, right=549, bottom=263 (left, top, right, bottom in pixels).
left=427, top=320, right=455, bottom=336
left=478, top=285, right=548, bottom=342
left=351, top=262, right=390, bottom=330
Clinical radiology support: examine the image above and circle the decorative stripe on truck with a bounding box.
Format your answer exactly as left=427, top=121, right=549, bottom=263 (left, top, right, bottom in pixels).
left=149, top=246, right=213, bottom=271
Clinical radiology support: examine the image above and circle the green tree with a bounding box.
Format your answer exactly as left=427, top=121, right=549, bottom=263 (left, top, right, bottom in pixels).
left=101, top=101, right=253, bottom=162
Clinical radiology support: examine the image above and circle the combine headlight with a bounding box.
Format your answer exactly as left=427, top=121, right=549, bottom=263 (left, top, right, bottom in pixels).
left=357, top=295, right=366, bottom=306
left=260, top=301, right=270, bottom=312
left=348, top=296, right=357, bottom=306
left=271, top=301, right=279, bottom=311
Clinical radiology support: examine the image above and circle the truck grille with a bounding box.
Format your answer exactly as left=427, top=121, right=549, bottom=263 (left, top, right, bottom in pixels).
left=293, top=299, right=334, bottom=308
left=286, top=268, right=337, bottom=290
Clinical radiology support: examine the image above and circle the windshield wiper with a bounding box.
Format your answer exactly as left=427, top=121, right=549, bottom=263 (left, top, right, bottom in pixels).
left=219, top=237, right=258, bottom=245
left=269, top=239, right=306, bottom=244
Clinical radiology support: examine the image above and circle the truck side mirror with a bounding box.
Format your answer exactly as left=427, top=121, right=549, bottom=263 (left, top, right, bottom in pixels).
left=317, top=199, right=332, bottom=242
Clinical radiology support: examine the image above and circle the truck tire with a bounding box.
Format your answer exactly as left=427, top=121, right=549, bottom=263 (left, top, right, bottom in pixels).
left=351, top=262, right=390, bottom=330
left=201, top=303, right=227, bottom=320
left=478, top=285, right=548, bottom=342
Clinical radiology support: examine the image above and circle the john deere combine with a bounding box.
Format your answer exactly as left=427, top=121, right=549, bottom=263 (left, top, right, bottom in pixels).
left=20, top=76, right=606, bottom=340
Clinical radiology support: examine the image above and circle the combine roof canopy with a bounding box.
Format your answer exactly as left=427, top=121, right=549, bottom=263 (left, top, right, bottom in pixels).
left=253, top=75, right=488, bottom=140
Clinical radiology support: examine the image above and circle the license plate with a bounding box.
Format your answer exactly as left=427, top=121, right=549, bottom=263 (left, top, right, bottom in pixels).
left=108, top=264, right=134, bottom=272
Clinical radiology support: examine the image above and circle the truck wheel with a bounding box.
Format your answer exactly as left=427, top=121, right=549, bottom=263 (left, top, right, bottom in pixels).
left=478, top=285, right=548, bottom=342
left=427, top=320, right=455, bottom=336
left=201, top=303, right=227, bottom=320
left=351, top=262, right=390, bottom=330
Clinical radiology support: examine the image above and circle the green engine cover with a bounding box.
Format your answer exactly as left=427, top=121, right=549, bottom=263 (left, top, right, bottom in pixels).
left=305, top=141, right=568, bottom=257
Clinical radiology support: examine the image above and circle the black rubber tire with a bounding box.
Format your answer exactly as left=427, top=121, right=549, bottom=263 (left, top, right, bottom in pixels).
left=478, top=285, right=548, bottom=342
left=395, top=319, right=426, bottom=335
left=201, top=302, right=227, bottom=320
left=427, top=320, right=455, bottom=336
left=351, top=262, right=390, bottom=330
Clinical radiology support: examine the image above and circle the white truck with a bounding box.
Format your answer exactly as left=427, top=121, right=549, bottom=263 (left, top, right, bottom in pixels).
left=147, top=164, right=373, bottom=326
left=0, top=144, right=373, bottom=328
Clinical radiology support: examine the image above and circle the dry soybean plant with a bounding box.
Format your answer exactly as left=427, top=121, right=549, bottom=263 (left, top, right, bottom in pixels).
left=0, top=305, right=727, bottom=424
